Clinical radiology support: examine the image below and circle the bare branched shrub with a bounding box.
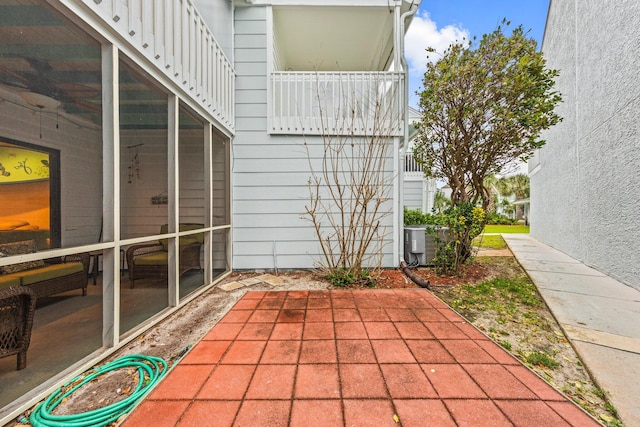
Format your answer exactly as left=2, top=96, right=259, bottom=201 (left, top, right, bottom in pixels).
left=303, top=73, right=402, bottom=280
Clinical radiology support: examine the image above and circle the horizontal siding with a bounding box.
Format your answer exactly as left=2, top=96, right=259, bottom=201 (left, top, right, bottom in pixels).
left=235, top=34, right=267, bottom=49
left=234, top=226, right=317, bottom=242
left=236, top=77, right=268, bottom=90
left=233, top=6, right=395, bottom=270
left=233, top=158, right=393, bottom=173
left=234, top=199, right=308, bottom=214
left=403, top=180, right=423, bottom=210
left=236, top=90, right=267, bottom=104
left=235, top=103, right=268, bottom=118
left=234, top=20, right=267, bottom=35
left=233, top=173, right=312, bottom=187
left=235, top=61, right=268, bottom=76
left=235, top=49, right=267, bottom=63
left=235, top=117, right=268, bottom=131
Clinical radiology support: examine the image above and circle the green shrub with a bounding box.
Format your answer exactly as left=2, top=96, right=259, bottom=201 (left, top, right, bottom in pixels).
left=403, top=207, right=436, bottom=226
left=325, top=268, right=375, bottom=287
left=486, top=212, right=517, bottom=225
left=429, top=202, right=486, bottom=274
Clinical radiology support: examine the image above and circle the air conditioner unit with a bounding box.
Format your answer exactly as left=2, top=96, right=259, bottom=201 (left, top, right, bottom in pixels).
left=404, top=226, right=427, bottom=266
left=404, top=226, right=449, bottom=266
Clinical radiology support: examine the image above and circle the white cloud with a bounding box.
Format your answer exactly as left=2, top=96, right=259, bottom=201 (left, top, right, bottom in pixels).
left=405, top=11, right=470, bottom=78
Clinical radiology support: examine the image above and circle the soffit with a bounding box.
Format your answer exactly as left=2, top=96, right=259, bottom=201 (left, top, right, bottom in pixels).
left=273, top=6, right=394, bottom=71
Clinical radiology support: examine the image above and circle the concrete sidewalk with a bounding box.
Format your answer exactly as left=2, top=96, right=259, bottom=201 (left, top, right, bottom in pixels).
left=504, top=234, right=640, bottom=427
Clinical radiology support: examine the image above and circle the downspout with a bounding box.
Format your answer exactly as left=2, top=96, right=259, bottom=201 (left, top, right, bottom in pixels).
left=398, top=1, right=419, bottom=265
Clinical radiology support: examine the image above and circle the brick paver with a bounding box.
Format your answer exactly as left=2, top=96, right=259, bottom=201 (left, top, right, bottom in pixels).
left=122, top=289, right=601, bottom=426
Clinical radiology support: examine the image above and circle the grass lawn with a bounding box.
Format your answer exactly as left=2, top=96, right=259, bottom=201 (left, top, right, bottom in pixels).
left=484, top=224, right=530, bottom=234
left=473, top=234, right=507, bottom=249
left=430, top=257, right=623, bottom=426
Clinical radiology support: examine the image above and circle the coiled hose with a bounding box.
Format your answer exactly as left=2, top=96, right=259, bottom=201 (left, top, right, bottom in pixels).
left=30, top=354, right=167, bottom=427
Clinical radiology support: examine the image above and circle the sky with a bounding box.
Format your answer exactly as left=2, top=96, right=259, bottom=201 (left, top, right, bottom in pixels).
left=405, top=0, right=551, bottom=108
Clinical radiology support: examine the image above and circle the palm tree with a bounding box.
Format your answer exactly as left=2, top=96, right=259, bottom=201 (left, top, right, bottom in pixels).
left=507, top=174, right=530, bottom=199
left=483, top=174, right=501, bottom=213
left=500, top=174, right=529, bottom=219
left=500, top=198, right=515, bottom=218
left=433, top=190, right=451, bottom=214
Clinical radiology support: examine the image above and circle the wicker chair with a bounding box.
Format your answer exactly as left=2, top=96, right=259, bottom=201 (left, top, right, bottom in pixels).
left=0, top=286, right=36, bottom=370
left=126, top=224, right=204, bottom=288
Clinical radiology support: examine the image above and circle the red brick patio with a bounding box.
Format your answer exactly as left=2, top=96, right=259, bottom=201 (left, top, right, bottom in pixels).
left=121, top=289, right=600, bottom=426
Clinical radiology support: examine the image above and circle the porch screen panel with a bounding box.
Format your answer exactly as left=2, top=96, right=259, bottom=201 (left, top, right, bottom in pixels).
left=118, top=58, right=169, bottom=336
left=211, top=228, right=230, bottom=283
left=0, top=0, right=104, bottom=411
left=178, top=102, right=205, bottom=296
left=212, top=128, right=230, bottom=227
left=119, top=61, right=169, bottom=240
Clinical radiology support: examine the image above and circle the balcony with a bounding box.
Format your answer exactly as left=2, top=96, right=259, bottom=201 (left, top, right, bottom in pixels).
left=405, top=153, right=425, bottom=179
left=79, top=0, right=234, bottom=131
left=270, top=71, right=404, bottom=136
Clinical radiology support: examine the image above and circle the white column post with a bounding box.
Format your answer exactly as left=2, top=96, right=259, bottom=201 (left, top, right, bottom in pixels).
left=101, top=43, right=120, bottom=348
left=168, top=95, right=179, bottom=306
left=204, top=122, right=213, bottom=285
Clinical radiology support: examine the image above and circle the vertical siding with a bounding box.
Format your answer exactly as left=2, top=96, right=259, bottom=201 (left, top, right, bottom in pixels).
left=532, top=0, right=640, bottom=290
left=233, top=6, right=395, bottom=270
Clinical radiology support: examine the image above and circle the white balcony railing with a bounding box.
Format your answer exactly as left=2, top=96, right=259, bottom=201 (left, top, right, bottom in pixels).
left=404, top=153, right=424, bottom=179
left=79, top=0, right=234, bottom=131
left=270, top=71, right=404, bottom=136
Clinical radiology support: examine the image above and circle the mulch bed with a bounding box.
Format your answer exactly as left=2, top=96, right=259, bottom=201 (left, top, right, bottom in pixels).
left=375, top=262, right=492, bottom=289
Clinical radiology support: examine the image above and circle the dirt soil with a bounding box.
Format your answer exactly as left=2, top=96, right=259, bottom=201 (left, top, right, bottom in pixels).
left=12, top=257, right=620, bottom=426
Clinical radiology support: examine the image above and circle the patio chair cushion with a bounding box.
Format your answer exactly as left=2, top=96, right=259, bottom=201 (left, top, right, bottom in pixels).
left=158, top=224, right=204, bottom=251
left=134, top=252, right=168, bottom=266
left=0, top=275, right=21, bottom=290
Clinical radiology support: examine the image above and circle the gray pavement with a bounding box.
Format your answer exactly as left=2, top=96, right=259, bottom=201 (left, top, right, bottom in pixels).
left=503, top=234, right=640, bottom=427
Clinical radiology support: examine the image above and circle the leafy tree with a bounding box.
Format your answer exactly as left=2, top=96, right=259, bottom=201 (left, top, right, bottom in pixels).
left=413, top=20, right=562, bottom=211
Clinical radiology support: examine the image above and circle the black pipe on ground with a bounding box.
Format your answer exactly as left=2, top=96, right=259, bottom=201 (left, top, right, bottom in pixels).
left=399, top=261, right=431, bottom=289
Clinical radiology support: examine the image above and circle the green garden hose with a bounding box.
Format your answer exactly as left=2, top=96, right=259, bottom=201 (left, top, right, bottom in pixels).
left=29, top=354, right=167, bottom=427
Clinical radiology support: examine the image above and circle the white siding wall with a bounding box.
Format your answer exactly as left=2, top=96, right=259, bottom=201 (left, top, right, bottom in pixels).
left=0, top=88, right=102, bottom=246
left=233, top=6, right=395, bottom=270
left=403, top=180, right=423, bottom=211
left=192, top=0, right=234, bottom=60
left=120, top=130, right=169, bottom=238
left=402, top=178, right=436, bottom=214
left=532, top=0, right=640, bottom=291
